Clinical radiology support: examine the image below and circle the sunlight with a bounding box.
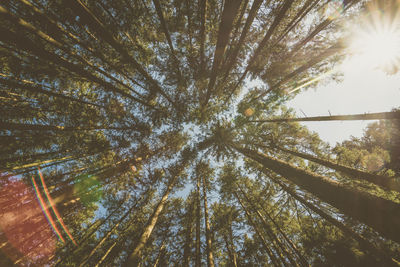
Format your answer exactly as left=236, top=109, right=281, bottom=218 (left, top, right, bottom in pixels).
left=348, top=3, right=400, bottom=74
left=351, top=27, right=400, bottom=69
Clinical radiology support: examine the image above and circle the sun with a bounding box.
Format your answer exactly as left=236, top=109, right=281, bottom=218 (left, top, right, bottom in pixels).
left=352, top=27, right=400, bottom=72
left=347, top=2, right=400, bottom=74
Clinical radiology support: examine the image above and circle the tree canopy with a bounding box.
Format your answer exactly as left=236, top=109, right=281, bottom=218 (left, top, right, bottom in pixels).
left=1, top=0, right=400, bottom=266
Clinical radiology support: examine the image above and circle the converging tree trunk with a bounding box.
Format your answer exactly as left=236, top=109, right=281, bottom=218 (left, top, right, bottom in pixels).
left=272, top=145, right=400, bottom=192
left=195, top=175, right=202, bottom=267
left=263, top=169, right=399, bottom=266
left=233, top=144, right=400, bottom=244
left=247, top=111, right=400, bottom=123
left=126, top=175, right=178, bottom=266
left=234, top=191, right=280, bottom=266
left=202, top=175, right=215, bottom=267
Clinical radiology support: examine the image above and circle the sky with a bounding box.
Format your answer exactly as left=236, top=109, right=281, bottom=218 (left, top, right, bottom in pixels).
left=286, top=56, right=400, bottom=146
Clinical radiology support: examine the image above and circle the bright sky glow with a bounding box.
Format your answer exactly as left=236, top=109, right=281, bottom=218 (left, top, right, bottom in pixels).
left=287, top=3, right=400, bottom=146
left=287, top=55, right=400, bottom=146
left=348, top=17, right=400, bottom=73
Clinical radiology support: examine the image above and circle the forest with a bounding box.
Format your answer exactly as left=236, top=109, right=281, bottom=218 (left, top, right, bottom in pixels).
left=1, top=0, right=400, bottom=266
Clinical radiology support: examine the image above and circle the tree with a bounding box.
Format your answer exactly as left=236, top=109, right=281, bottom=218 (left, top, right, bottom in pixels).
left=2, top=0, right=400, bottom=266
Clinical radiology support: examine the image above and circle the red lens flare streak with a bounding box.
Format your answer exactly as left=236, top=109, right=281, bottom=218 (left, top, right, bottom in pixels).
left=37, top=167, right=77, bottom=245
left=0, top=174, right=57, bottom=264
left=31, top=175, right=65, bottom=243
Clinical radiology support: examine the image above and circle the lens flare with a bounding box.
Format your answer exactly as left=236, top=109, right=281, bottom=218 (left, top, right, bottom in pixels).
left=31, top=175, right=65, bottom=243
left=38, top=168, right=77, bottom=245
left=347, top=0, right=400, bottom=74
left=0, top=174, right=56, bottom=264
left=73, top=173, right=103, bottom=207
left=244, top=108, right=255, bottom=117
left=324, top=0, right=344, bottom=20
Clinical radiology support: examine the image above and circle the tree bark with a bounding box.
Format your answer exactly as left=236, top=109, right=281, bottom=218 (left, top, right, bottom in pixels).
left=224, top=0, right=294, bottom=103
left=263, top=169, right=399, bottom=266
left=240, top=183, right=309, bottom=266
left=233, top=144, right=400, bottom=244
left=248, top=111, right=400, bottom=123
left=182, top=196, right=194, bottom=267
left=126, top=175, right=178, bottom=266
left=199, top=0, right=207, bottom=76
left=203, top=0, right=242, bottom=106
left=237, top=185, right=300, bottom=267
left=195, top=175, right=202, bottom=267
left=273, top=145, right=400, bottom=192
left=234, top=191, right=280, bottom=266
left=202, top=175, right=215, bottom=267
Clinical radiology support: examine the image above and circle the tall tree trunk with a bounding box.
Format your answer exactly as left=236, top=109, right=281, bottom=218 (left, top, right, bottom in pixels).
left=287, top=0, right=360, bottom=59
left=263, top=169, right=399, bottom=266
left=202, top=175, right=215, bottom=267
left=183, top=196, right=194, bottom=267
left=223, top=233, right=237, bottom=267
left=273, top=145, right=400, bottom=192
left=221, top=0, right=263, bottom=82
left=0, top=25, right=152, bottom=109
left=226, top=0, right=295, bottom=102
left=198, top=0, right=207, bottom=76
left=258, top=39, right=348, bottom=98
left=70, top=0, right=179, bottom=110
left=271, top=0, right=319, bottom=48
left=126, top=175, right=178, bottom=266
left=224, top=225, right=238, bottom=267
left=228, top=223, right=238, bottom=267
left=234, top=191, right=280, bottom=266
left=202, top=0, right=242, bottom=106
left=195, top=175, right=202, bottom=267
left=0, top=121, right=148, bottom=133
left=76, top=193, right=149, bottom=267
left=152, top=0, right=184, bottom=85
left=237, top=185, right=299, bottom=267
left=247, top=111, right=400, bottom=123
left=0, top=75, right=103, bottom=108
left=240, top=183, right=309, bottom=266
left=233, top=144, right=400, bottom=244
left=93, top=212, right=144, bottom=267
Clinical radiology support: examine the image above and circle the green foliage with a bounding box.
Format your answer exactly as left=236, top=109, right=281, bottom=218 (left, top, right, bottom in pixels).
left=1, top=0, right=400, bottom=266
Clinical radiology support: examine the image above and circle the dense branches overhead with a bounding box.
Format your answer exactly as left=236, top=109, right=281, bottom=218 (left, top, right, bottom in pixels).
left=1, top=0, right=400, bottom=266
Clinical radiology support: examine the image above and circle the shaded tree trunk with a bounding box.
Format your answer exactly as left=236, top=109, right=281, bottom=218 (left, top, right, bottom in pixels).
left=237, top=185, right=299, bottom=267
left=77, top=194, right=149, bottom=267
left=0, top=75, right=103, bottom=108
left=240, top=183, right=309, bottom=266
left=195, top=175, right=202, bottom=267
left=152, top=0, right=184, bottom=85
left=202, top=175, right=215, bottom=267
left=221, top=0, right=263, bottom=82
left=223, top=231, right=238, bottom=267
left=273, top=145, right=400, bottom=192
left=126, top=175, right=178, bottom=266
left=263, top=169, right=399, bottom=266
left=225, top=0, right=295, bottom=102
left=203, top=0, right=242, bottom=106
left=233, top=144, right=400, bottom=244
left=248, top=111, right=400, bottom=123
left=234, top=191, right=280, bottom=266
left=199, top=0, right=207, bottom=76
left=182, top=196, right=194, bottom=267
